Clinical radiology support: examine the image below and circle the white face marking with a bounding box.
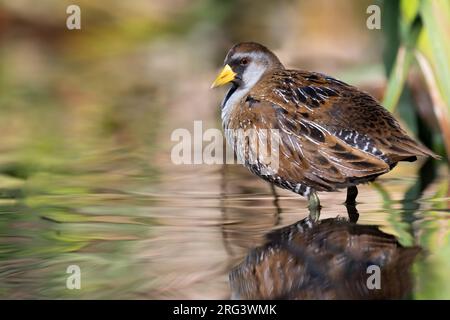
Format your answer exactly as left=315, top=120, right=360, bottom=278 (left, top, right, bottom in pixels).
left=221, top=52, right=268, bottom=127
left=233, top=52, right=267, bottom=89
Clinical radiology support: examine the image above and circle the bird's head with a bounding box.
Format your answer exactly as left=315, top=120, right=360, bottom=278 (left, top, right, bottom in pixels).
left=211, top=42, right=284, bottom=89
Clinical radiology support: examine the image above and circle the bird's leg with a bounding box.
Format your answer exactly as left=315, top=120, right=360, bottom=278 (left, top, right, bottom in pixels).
left=308, top=191, right=321, bottom=221
left=345, top=186, right=358, bottom=206
left=270, top=183, right=281, bottom=226
left=346, top=203, right=359, bottom=223
left=345, top=186, right=359, bottom=222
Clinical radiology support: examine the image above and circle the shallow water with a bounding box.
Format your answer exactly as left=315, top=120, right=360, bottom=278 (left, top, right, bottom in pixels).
left=0, top=143, right=448, bottom=299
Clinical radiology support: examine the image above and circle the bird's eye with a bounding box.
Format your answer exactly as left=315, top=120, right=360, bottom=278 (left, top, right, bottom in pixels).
left=240, top=58, right=249, bottom=66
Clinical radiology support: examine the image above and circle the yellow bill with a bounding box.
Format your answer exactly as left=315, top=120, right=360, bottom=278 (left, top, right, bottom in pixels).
left=211, top=64, right=236, bottom=88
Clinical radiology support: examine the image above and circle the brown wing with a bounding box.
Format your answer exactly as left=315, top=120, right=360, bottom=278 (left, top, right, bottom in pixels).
left=275, top=115, right=390, bottom=191
left=258, top=69, right=439, bottom=165
left=229, top=95, right=390, bottom=192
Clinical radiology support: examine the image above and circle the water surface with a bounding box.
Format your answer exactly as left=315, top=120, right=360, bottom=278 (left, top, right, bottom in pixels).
left=0, top=141, right=448, bottom=299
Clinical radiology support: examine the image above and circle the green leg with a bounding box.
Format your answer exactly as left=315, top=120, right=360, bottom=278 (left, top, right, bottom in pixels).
left=308, top=191, right=321, bottom=221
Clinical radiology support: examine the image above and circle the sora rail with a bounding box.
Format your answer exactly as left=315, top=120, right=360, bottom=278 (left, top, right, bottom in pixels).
left=211, top=42, right=438, bottom=212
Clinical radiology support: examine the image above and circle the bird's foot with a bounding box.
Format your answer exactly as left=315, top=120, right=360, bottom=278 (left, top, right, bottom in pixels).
left=345, top=203, right=359, bottom=223
left=343, top=186, right=359, bottom=222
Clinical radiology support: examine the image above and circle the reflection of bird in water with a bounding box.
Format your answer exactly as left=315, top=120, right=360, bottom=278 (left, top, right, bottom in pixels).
left=229, top=216, right=420, bottom=300
left=212, top=42, right=439, bottom=215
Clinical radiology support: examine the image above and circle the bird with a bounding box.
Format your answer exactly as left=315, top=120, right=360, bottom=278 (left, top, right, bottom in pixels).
left=211, top=42, right=439, bottom=213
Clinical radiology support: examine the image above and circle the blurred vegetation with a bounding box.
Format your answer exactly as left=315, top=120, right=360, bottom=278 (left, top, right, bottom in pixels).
left=381, top=0, right=449, bottom=162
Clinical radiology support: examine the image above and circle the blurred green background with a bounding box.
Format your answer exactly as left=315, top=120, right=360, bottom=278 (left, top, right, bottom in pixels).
left=0, top=0, right=448, bottom=299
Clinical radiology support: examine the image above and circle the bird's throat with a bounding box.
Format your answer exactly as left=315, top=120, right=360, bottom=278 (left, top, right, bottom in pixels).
left=221, top=83, right=251, bottom=130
